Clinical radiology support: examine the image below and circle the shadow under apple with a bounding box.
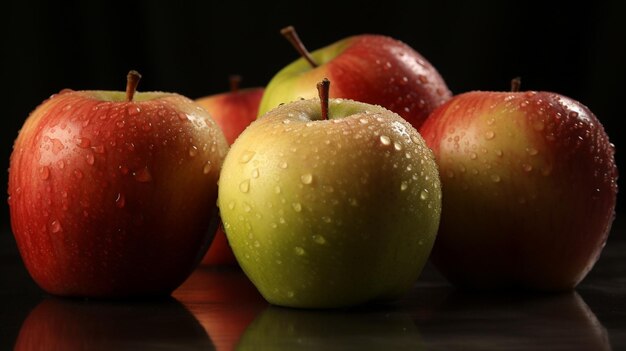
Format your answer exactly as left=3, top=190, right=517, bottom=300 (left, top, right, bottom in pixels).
left=14, top=296, right=214, bottom=351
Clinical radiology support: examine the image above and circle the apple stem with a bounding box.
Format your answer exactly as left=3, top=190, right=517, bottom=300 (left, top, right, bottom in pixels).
left=229, top=75, right=242, bottom=93
left=126, top=70, right=142, bottom=102
left=281, top=26, right=318, bottom=68
left=511, top=77, right=521, bottom=92
left=317, top=78, right=330, bottom=120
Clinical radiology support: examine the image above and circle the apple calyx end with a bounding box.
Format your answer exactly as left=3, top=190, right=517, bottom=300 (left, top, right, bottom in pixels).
left=126, top=70, right=142, bottom=102
left=317, top=78, right=331, bottom=120
left=280, top=25, right=318, bottom=68
left=511, top=77, right=521, bottom=92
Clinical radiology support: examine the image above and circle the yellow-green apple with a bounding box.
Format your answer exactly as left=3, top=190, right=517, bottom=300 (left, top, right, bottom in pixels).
left=218, top=79, right=442, bottom=308
left=419, top=80, right=618, bottom=290
left=7, top=71, right=228, bottom=297
left=195, top=76, right=264, bottom=266
left=257, top=26, right=452, bottom=129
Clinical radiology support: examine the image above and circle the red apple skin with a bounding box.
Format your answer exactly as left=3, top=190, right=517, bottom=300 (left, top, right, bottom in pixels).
left=195, top=87, right=264, bottom=266
left=8, top=89, right=228, bottom=297
left=420, top=91, right=617, bottom=290
left=259, top=35, right=452, bottom=129
left=196, top=87, right=264, bottom=145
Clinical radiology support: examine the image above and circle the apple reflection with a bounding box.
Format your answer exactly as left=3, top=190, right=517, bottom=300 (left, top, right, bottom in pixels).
left=415, top=290, right=611, bottom=350
left=236, top=306, right=424, bottom=350
left=174, top=267, right=267, bottom=351
left=14, top=297, right=213, bottom=351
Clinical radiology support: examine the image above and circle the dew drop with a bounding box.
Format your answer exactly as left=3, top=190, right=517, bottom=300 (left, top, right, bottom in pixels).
left=400, top=181, right=409, bottom=191
left=203, top=161, right=212, bottom=174
left=287, top=290, right=294, bottom=298
left=469, top=152, right=478, bottom=160
left=85, top=153, right=95, bottom=165
left=380, top=135, right=391, bottom=146
left=279, top=161, right=288, bottom=169
left=393, top=141, right=403, bottom=151
left=322, top=216, right=332, bottom=223
left=313, top=235, right=326, bottom=244
left=115, top=193, right=125, bottom=208
left=491, top=174, right=501, bottom=182
left=494, top=149, right=503, bottom=157
left=243, top=203, right=252, bottom=212
left=189, top=146, right=198, bottom=157
left=93, top=145, right=105, bottom=154
left=76, top=137, right=91, bottom=148
left=359, top=118, right=369, bottom=124
left=251, top=168, right=259, bottom=178
left=134, top=167, right=152, bottom=182
left=239, top=179, right=250, bottom=193
left=522, top=163, right=533, bottom=172
left=279, top=217, right=286, bottom=224
left=532, top=120, right=545, bottom=131
left=40, top=166, right=50, bottom=180
left=294, top=246, right=305, bottom=256
left=228, top=201, right=235, bottom=210
left=569, top=111, right=579, bottom=118
left=292, top=202, right=302, bottom=212
left=50, top=220, right=62, bottom=233
left=526, top=147, right=539, bottom=156
left=484, top=131, right=495, bottom=140
left=274, top=185, right=281, bottom=194
left=348, top=198, right=358, bottom=206
left=300, top=173, right=313, bottom=184
left=240, top=150, right=255, bottom=163
left=420, top=189, right=429, bottom=200
left=73, top=169, right=84, bottom=180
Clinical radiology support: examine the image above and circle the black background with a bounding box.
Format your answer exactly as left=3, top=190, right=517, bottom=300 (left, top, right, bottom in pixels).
left=1, top=0, right=624, bottom=229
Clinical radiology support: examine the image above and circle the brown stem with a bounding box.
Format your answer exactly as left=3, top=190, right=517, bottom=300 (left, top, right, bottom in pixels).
left=126, top=70, right=142, bottom=101
left=317, top=78, right=330, bottom=120
left=511, top=77, right=521, bottom=92
left=281, top=26, right=318, bottom=68
left=229, top=75, right=242, bottom=93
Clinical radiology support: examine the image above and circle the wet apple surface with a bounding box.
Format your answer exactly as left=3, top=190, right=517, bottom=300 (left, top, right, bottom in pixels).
left=1, top=217, right=625, bottom=350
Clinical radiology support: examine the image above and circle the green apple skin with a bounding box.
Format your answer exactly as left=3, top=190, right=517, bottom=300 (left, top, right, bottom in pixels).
left=218, top=99, right=441, bottom=308
left=258, top=35, right=451, bottom=129
left=420, top=91, right=618, bottom=290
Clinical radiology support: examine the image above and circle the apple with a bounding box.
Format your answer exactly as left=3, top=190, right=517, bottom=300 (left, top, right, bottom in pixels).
left=257, top=26, right=452, bottom=129
left=195, top=75, right=264, bottom=266
left=7, top=70, right=229, bottom=297
left=419, top=79, right=618, bottom=290
left=218, top=79, right=442, bottom=308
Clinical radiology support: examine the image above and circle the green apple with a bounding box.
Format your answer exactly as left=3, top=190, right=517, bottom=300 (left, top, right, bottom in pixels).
left=218, top=82, right=441, bottom=308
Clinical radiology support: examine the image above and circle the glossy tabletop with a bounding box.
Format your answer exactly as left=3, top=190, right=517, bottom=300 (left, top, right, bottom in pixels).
left=1, top=216, right=624, bottom=350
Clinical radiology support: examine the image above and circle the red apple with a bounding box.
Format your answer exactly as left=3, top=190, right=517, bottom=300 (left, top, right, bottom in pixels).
left=7, top=71, right=229, bottom=297
left=257, top=26, right=451, bottom=129
left=195, top=76, right=264, bottom=266
left=419, top=80, right=618, bottom=290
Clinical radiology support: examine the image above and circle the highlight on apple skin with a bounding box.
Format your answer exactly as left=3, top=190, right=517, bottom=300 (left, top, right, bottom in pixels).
left=419, top=85, right=618, bottom=291
left=219, top=80, right=442, bottom=308
left=8, top=71, right=229, bottom=298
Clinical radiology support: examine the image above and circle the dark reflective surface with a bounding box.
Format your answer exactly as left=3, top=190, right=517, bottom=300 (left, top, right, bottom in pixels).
left=1, top=216, right=625, bottom=350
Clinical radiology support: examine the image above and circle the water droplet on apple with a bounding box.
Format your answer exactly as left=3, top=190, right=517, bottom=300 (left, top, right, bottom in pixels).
left=189, top=146, right=198, bottom=157
left=494, top=149, right=503, bottom=157
left=243, top=203, right=252, bottom=212
left=312, top=235, right=326, bottom=244
left=484, top=131, right=495, bottom=140
left=73, top=169, right=83, bottom=180
left=491, top=174, right=501, bottom=182
left=300, top=173, right=313, bottom=184
left=359, top=118, right=369, bottom=124
left=50, top=220, right=62, bottom=233
left=446, top=170, right=455, bottom=178
left=322, top=216, right=332, bottom=223
left=292, top=202, right=302, bottom=212
left=116, top=120, right=125, bottom=128
left=127, top=105, right=141, bottom=116
left=85, top=153, right=95, bottom=165
left=526, top=147, right=539, bottom=156
left=39, top=166, right=50, bottom=180
left=274, top=185, right=281, bottom=194
left=271, top=223, right=278, bottom=229
left=393, top=141, right=403, bottom=151
left=76, top=137, right=91, bottom=148
left=469, top=152, right=478, bottom=160
left=400, top=181, right=409, bottom=191
left=420, top=189, right=429, bottom=200
left=134, top=167, right=152, bottom=182
left=294, top=246, right=305, bottom=256
left=239, top=179, right=250, bottom=193
left=348, top=198, right=358, bottom=207
left=279, top=217, right=286, bottom=224
left=115, top=193, right=125, bottom=208
left=569, top=111, right=579, bottom=118
left=203, top=161, right=212, bottom=174
left=279, top=161, right=288, bottom=169
left=522, top=163, right=533, bottom=172
left=254, top=240, right=260, bottom=247
left=286, top=290, right=294, bottom=298
left=227, top=201, right=235, bottom=210
left=380, top=135, right=391, bottom=146
left=240, top=150, right=255, bottom=163
left=251, top=168, right=259, bottom=179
